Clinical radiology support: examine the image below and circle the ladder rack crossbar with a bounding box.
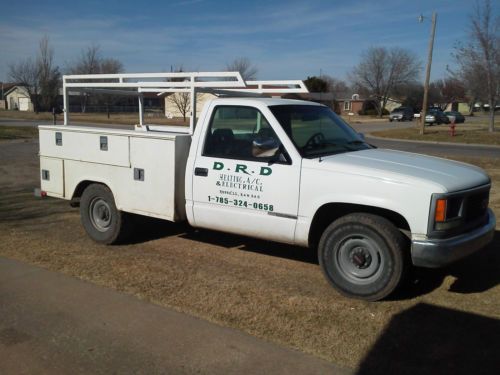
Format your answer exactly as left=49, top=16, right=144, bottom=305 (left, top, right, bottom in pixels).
left=61, top=71, right=309, bottom=133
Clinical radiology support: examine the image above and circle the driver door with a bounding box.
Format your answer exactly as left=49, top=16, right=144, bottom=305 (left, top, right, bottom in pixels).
left=191, top=105, right=301, bottom=243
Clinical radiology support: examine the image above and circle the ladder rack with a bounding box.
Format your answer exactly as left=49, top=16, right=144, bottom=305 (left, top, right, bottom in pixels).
left=62, top=72, right=308, bottom=133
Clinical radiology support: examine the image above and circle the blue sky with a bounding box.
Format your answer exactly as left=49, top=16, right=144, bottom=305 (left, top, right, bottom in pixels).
left=0, top=0, right=497, bottom=83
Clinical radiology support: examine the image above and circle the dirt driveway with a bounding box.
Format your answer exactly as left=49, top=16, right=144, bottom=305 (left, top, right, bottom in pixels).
left=0, top=138, right=499, bottom=374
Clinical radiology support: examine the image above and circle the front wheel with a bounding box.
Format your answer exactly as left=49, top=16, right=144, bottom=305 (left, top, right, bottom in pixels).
left=318, top=213, right=408, bottom=301
left=80, top=184, right=129, bottom=244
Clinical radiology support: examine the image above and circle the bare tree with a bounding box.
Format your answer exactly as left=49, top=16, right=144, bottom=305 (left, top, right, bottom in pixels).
left=165, top=66, right=191, bottom=122
left=8, top=57, right=40, bottom=112
left=350, top=47, right=422, bottom=117
left=435, top=78, right=466, bottom=110
left=37, top=36, right=61, bottom=111
left=323, top=75, right=350, bottom=97
left=166, top=92, right=190, bottom=122
left=453, top=0, right=499, bottom=131
left=100, top=58, right=124, bottom=74
left=8, top=36, right=60, bottom=113
left=66, top=44, right=124, bottom=112
left=67, top=44, right=101, bottom=75
left=226, top=57, right=258, bottom=81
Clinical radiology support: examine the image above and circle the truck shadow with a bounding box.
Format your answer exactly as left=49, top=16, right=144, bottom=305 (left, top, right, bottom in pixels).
left=127, top=218, right=499, bottom=298
left=128, top=217, right=319, bottom=264
left=393, top=230, right=500, bottom=299
left=356, top=303, right=500, bottom=375
left=124, top=215, right=192, bottom=244
left=178, top=228, right=319, bottom=265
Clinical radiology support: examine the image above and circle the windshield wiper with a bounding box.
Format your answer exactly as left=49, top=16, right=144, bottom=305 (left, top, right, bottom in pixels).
left=347, top=139, right=376, bottom=149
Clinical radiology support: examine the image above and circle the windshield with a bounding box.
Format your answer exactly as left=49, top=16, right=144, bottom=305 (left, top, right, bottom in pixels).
left=269, top=105, right=371, bottom=158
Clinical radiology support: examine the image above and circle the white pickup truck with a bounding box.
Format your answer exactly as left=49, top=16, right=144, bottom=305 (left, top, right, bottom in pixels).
left=38, top=72, right=495, bottom=301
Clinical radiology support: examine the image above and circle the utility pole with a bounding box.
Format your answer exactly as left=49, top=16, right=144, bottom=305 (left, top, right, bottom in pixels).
left=419, top=12, right=437, bottom=135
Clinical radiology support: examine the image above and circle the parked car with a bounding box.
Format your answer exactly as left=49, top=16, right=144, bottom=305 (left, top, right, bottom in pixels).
left=389, top=107, right=414, bottom=122
left=444, top=111, right=465, bottom=123
left=425, top=108, right=450, bottom=125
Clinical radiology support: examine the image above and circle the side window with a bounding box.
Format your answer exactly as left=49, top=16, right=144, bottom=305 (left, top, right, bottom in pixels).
left=203, top=106, right=283, bottom=162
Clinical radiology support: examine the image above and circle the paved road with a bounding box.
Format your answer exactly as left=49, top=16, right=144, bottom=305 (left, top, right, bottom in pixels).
left=365, top=136, right=500, bottom=158
left=349, top=119, right=500, bottom=159
left=350, top=120, right=414, bottom=133
left=0, top=257, right=349, bottom=375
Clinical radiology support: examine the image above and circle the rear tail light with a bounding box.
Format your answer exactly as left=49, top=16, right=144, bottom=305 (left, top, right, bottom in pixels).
left=34, top=188, right=47, bottom=198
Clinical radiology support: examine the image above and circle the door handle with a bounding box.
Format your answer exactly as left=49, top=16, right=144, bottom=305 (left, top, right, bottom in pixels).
left=194, top=167, right=208, bottom=177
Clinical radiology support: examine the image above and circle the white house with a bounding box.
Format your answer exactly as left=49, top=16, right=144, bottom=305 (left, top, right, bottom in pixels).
left=5, top=85, right=34, bottom=111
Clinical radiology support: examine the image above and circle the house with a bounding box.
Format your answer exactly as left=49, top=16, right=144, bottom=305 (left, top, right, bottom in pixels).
left=1, top=83, right=17, bottom=109
left=4, top=85, right=33, bottom=111
left=164, top=92, right=217, bottom=119
left=336, top=93, right=366, bottom=116
left=336, top=92, right=403, bottom=116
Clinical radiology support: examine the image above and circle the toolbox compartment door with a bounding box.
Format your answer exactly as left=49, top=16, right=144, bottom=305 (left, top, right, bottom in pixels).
left=40, top=156, right=64, bottom=197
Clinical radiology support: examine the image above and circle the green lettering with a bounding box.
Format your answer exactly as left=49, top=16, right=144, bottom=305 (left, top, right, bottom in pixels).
left=213, top=162, right=224, bottom=170
left=260, top=167, right=272, bottom=176
left=235, top=164, right=250, bottom=174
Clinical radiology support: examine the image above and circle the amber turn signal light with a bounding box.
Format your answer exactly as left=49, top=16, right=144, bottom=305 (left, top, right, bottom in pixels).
left=435, top=199, right=447, bottom=222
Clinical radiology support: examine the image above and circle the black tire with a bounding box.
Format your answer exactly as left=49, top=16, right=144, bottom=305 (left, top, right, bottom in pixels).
left=318, top=213, right=408, bottom=301
left=80, top=183, right=129, bottom=244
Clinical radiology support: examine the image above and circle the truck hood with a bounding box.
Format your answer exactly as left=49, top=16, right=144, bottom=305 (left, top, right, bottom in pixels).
left=309, top=149, right=490, bottom=193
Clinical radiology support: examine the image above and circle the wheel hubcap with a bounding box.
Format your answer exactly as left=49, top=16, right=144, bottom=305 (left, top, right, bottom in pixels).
left=89, top=198, right=112, bottom=232
left=350, top=247, right=372, bottom=269
left=334, top=236, right=384, bottom=284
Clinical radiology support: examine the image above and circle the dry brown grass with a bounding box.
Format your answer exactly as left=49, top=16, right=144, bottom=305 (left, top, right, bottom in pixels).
left=372, top=121, right=500, bottom=145
left=0, top=126, right=38, bottom=140
left=0, top=139, right=498, bottom=372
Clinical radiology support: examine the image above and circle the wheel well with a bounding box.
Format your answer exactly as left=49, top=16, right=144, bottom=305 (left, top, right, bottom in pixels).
left=308, top=203, right=411, bottom=249
left=70, top=180, right=107, bottom=207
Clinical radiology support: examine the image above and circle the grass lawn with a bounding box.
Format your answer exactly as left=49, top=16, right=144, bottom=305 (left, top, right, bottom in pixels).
left=372, top=119, right=500, bottom=146
left=0, top=133, right=499, bottom=373
left=0, top=126, right=38, bottom=140
left=0, top=109, right=188, bottom=126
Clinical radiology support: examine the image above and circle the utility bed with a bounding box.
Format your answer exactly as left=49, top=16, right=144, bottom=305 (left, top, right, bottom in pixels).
left=39, top=125, right=191, bottom=221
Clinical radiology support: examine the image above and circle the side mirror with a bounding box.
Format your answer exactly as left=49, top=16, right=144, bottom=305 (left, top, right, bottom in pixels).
left=252, top=137, right=280, bottom=158
left=358, top=132, right=365, bottom=141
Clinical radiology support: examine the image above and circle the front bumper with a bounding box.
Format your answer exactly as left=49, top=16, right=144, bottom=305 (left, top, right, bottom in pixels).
left=411, top=209, right=496, bottom=268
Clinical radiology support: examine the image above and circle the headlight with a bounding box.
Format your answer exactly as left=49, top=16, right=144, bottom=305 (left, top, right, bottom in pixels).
left=433, top=197, right=464, bottom=230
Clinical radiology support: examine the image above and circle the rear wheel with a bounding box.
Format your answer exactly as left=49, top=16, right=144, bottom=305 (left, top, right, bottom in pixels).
left=80, top=184, right=129, bottom=244
left=318, top=213, right=408, bottom=301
